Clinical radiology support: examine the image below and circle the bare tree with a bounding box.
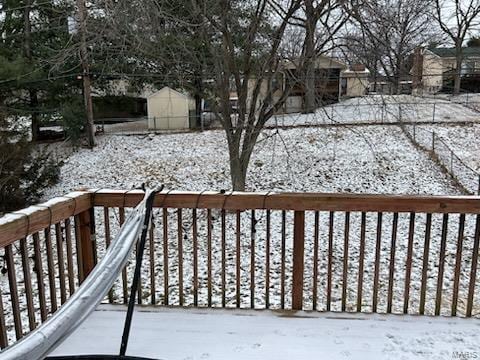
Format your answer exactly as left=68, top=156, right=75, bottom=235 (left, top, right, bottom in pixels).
left=434, top=0, right=480, bottom=95
left=347, top=0, right=437, bottom=94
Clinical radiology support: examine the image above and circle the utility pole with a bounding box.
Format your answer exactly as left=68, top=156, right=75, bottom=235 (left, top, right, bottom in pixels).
left=76, top=0, right=95, bottom=148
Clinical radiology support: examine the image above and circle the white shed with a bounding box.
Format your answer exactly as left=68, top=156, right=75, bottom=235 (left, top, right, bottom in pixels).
left=147, top=87, right=196, bottom=130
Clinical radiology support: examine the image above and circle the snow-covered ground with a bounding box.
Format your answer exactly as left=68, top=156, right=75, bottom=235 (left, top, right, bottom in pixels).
left=52, top=305, right=480, bottom=360
left=44, top=125, right=460, bottom=198
left=267, top=95, right=480, bottom=127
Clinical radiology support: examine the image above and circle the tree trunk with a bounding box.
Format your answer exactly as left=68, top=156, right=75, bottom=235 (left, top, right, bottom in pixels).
left=303, top=3, right=317, bottom=113
left=454, top=46, right=462, bottom=95
left=30, top=90, right=40, bottom=141
left=229, top=152, right=247, bottom=191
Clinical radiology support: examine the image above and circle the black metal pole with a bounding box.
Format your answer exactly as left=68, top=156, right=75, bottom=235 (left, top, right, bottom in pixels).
left=119, top=189, right=159, bottom=356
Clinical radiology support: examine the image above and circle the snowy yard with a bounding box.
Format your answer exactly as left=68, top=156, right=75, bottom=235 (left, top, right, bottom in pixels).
left=267, top=95, right=480, bottom=127
left=51, top=305, right=480, bottom=360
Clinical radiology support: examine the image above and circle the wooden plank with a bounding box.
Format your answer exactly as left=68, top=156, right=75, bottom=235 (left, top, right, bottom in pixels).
left=178, top=209, right=184, bottom=306
left=435, top=214, right=449, bottom=316
left=236, top=210, right=241, bottom=308
left=103, top=208, right=113, bottom=303
left=0, top=287, right=7, bottom=348
left=342, top=212, right=350, bottom=312
left=20, top=238, right=36, bottom=331
left=466, top=214, right=480, bottom=317
left=312, top=211, right=319, bottom=310
left=419, top=213, right=432, bottom=315
left=403, top=212, right=415, bottom=314
left=0, top=191, right=91, bottom=248
left=451, top=214, right=465, bottom=316
left=5, top=245, right=23, bottom=339
left=292, top=211, right=305, bottom=310
left=119, top=208, right=128, bottom=304
left=327, top=211, right=334, bottom=311
left=92, top=190, right=480, bottom=214
left=192, top=209, right=198, bottom=307
left=387, top=213, right=398, bottom=313
left=281, top=210, right=286, bottom=310
left=78, top=209, right=95, bottom=279
left=64, top=218, right=75, bottom=296
left=250, top=210, right=256, bottom=309
left=265, top=210, right=271, bottom=309
left=74, top=215, right=84, bottom=284
left=372, top=212, right=383, bottom=313
left=221, top=209, right=226, bottom=307
left=163, top=208, right=169, bottom=306
left=33, top=232, right=47, bottom=322
left=357, top=212, right=366, bottom=312
left=55, top=223, right=67, bottom=304
left=45, top=227, right=58, bottom=313
left=149, top=218, right=156, bottom=305
left=207, top=209, right=212, bottom=307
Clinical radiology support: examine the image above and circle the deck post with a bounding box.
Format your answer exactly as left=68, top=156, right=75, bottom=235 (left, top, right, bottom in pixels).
left=78, top=208, right=96, bottom=279
left=292, top=211, right=305, bottom=310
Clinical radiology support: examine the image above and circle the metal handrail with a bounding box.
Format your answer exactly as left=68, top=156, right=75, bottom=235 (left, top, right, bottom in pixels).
left=0, top=191, right=155, bottom=360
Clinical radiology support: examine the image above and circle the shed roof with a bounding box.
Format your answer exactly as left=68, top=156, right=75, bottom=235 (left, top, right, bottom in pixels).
left=147, top=86, right=192, bottom=99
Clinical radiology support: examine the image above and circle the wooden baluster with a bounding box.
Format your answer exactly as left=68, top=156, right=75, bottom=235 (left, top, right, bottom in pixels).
left=221, top=209, right=226, bottom=307
left=119, top=208, right=128, bottom=304
left=192, top=209, right=198, bottom=307
left=44, top=227, right=58, bottom=313
left=356, top=212, right=366, bottom=312
left=236, top=210, right=241, bottom=308
left=149, top=218, right=156, bottom=305
left=33, top=232, right=47, bottom=321
left=74, top=215, right=84, bottom=284
left=435, top=214, right=449, bottom=316
left=163, top=208, right=169, bottom=306
left=312, top=211, right=319, bottom=311
left=342, top=212, right=350, bottom=312
left=5, top=245, right=23, bottom=339
left=404, top=212, right=415, bottom=314
left=20, top=238, right=36, bottom=331
left=451, top=214, right=465, bottom=316
left=292, top=211, right=305, bottom=311
left=419, top=213, right=432, bottom=315
left=178, top=208, right=184, bottom=306
left=372, top=212, right=383, bottom=313
left=466, top=214, right=480, bottom=317
left=281, top=210, right=286, bottom=310
left=78, top=209, right=95, bottom=279
left=207, top=209, right=212, bottom=307
left=265, top=210, right=271, bottom=309
left=64, top=218, right=75, bottom=296
left=327, top=211, right=334, bottom=311
left=103, top=208, right=113, bottom=303
left=387, top=213, right=398, bottom=313
left=0, top=287, right=7, bottom=348
left=250, top=210, right=256, bottom=309
left=55, top=223, right=67, bottom=305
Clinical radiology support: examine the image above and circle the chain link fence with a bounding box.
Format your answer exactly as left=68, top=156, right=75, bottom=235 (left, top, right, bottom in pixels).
left=402, top=123, right=480, bottom=195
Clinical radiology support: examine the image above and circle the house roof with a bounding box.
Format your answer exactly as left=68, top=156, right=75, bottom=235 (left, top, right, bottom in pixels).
left=429, top=47, right=480, bottom=58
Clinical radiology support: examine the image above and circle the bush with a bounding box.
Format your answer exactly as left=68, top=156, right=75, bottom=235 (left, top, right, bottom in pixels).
left=61, top=98, right=85, bottom=143
left=0, top=116, right=60, bottom=213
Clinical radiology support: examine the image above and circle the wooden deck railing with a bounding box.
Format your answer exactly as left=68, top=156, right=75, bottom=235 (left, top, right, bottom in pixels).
left=0, top=189, right=479, bottom=348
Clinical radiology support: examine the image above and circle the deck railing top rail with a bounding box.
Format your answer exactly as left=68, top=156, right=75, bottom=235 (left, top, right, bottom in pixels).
left=91, top=189, right=480, bottom=213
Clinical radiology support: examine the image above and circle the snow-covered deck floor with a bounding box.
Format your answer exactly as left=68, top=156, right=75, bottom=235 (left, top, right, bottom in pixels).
left=51, top=305, right=480, bottom=360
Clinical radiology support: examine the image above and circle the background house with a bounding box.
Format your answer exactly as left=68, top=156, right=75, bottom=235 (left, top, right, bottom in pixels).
left=340, top=64, right=370, bottom=98
left=147, top=87, right=196, bottom=130
left=417, top=47, right=480, bottom=94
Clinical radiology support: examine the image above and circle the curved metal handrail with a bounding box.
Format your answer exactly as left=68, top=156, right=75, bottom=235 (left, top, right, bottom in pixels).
left=0, top=191, right=155, bottom=360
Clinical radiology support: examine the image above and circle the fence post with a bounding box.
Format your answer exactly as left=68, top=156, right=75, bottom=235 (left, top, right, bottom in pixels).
left=292, top=211, right=305, bottom=310
left=450, top=150, right=454, bottom=173
left=78, top=208, right=96, bottom=280
left=432, top=131, right=435, bottom=151
left=413, top=124, right=416, bottom=141
left=432, top=103, right=436, bottom=123
left=381, top=104, right=385, bottom=124
left=153, top=116, right=157, bottom=131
